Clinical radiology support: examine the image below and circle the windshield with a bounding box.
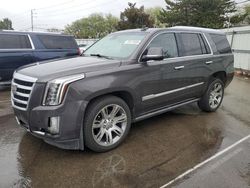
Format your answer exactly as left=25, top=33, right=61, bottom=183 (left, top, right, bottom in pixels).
left=84, top=32, right=147, bottom=59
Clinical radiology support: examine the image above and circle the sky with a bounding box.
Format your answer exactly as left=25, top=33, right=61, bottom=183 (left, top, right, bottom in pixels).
left=0, top=0, right=248, bottom=31
left=0, top=0, right=167, bottom=31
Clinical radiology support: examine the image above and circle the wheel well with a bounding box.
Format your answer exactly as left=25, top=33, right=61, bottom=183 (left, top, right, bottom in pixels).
left=86, top=91, right=134, bottom=117
left=212, top=71, right=227, bottom=84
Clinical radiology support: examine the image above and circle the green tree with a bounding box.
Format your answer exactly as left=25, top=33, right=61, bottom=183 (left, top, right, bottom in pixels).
left=244, top=4, right=250, bottom=24
left=159, top=0, right=237, bottom=29
left=146, top=7, right=165, bottom=28
left=117, top=2, right=154, bottom=30
left=64, top=13, right=118, bottom=38
left=0, top=18, right=13, bottom=30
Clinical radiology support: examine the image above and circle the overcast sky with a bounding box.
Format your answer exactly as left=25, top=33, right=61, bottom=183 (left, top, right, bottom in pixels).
left=0, top=0, right=167, bottom=31
left=0, top=0, right=248, bottom=31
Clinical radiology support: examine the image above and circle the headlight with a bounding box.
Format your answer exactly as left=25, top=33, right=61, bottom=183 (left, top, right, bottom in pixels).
left=43, top=74, right=85, bottom=106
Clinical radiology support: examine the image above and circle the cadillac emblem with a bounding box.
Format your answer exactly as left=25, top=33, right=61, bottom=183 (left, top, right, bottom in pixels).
left=11, top=84, right=18, bottom=95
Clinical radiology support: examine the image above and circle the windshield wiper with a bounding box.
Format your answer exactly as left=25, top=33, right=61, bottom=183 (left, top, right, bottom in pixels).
left=89, top=54, right=113, bottom=60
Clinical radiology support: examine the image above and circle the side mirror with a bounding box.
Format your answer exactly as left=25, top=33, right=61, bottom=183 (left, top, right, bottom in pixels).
left=141, top=47, right=164, bottom=62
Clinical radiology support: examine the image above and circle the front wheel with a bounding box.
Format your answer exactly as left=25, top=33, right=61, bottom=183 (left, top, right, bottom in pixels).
left=198, top=78, right=224, bottom=112
left=84, top=96, right=131, bottom=152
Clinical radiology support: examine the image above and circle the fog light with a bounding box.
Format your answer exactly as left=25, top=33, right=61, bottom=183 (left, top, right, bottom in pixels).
left=48, top=117, right=60, bottom=135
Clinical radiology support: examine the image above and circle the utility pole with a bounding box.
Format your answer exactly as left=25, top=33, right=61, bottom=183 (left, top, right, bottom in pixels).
left=31, top=9, right=35, bottom=31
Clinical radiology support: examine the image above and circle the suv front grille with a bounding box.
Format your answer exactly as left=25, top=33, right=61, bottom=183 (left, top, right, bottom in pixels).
left=11, top=72, right=37, bottom=111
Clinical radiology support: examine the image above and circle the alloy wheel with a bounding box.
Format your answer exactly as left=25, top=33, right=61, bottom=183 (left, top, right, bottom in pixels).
left=209, top=82, right=223, bottom=109
left=92, top=104, right=127, bottom=146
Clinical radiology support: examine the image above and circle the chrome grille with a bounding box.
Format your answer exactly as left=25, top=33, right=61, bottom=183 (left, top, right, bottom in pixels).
left=11, top=72, right=37, bottom=111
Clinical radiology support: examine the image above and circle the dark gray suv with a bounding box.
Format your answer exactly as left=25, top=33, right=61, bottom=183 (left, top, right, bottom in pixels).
left=11, top=26, right=234, bottom=152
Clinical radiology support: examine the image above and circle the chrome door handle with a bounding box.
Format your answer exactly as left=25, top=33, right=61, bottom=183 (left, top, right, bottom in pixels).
left=205, top=61, right=213, bottom=65
left=174, top=65, right=185, bottom=70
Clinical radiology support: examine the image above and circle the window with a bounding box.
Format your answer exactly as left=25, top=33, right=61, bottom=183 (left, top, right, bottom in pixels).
left=147, top=33, right=178, bottom=58
left=84, top=32, right=147, bottom=59
left=176, top=33, right=204, bottom=56
left=0, top=34, right=32, bottom=49
left=210, top=34, right=231, bottom=54
left=38, top=35, right=78, bottom=49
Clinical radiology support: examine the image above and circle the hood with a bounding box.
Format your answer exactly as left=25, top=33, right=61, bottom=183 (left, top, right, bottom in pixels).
left=17, top=56, right=121, bottom=82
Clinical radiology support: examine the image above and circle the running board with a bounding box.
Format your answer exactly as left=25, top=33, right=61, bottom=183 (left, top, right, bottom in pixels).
left=134, top=98, right=200, bottom=122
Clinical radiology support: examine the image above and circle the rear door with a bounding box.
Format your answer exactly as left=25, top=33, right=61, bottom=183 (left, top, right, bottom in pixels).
left=159, top=32, right=212, bottom=106
left=0, top=33, right=34, bottom=83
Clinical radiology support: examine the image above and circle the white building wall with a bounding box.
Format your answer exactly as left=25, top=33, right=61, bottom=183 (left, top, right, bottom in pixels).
left=221, top=26, right=250, bottom=72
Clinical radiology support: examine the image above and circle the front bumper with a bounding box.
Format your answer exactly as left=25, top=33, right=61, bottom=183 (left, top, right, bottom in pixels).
left=16, top=119, right=82, bottom=150
left=13, top=82, right=88, bottom=150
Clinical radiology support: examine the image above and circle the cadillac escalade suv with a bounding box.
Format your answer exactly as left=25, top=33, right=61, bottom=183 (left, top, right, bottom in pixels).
left=11, top=26, right=234, bottom=152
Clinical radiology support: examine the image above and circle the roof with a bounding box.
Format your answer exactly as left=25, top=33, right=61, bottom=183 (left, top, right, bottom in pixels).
left=0, top=30, right=72, bottom=36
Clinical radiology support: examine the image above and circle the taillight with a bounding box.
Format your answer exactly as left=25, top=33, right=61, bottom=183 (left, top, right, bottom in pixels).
left=78, top=48, right=81, bottom=55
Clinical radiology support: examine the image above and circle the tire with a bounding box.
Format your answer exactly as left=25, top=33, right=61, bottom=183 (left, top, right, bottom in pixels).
left=198, top=78, right=224, bottom=112
left=83, top=95, right=131, bottom=152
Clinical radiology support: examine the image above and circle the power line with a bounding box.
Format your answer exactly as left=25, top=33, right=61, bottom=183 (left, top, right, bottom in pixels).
left=37, top=0, right=100, bottom=14
left=13, top=0, right=158, bottom=30
left=35, top=0, right=75, bottom=10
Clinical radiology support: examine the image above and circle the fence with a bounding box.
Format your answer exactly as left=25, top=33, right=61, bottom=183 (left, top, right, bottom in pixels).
left=75, top=38, right=98, bottom=46
left=221, top=26, right=250, bottom=73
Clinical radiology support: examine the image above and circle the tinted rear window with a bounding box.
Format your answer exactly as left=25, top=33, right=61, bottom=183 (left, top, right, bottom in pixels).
left=176, top=33, right=203, bottom=56
left=0, top=34, right=32, bottom=49
left=210, top=34, right=231, bottom=54
left=38, top=35, right=77, bottom=49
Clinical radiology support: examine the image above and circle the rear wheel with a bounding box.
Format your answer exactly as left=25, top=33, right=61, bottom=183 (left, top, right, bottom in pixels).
left=198, top=78, right=224, bottom=112
left=84, top=96, right=131, bottom=152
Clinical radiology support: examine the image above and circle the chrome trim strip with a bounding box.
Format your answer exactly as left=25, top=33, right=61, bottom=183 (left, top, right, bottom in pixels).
left=13, top=84, right=32, bottom=90
left=174, top=65, right=185, bottom=70
left=142, top=82, right=204, bottom=101
left=27, top=34, right=35, bottom=50
left=32, top=130, right=45, bottom=136
left=12, top=97, right=28, bottom=104
left=135, top=98, right=200, bottom=122
left=15, top=92, right=30, bottom=97
left=12, top=103, right=27, bottom=111
left=15, top=116, right=21, bottom=125
left=13, top=72, right=37, bottom=83
left=205, top=61, right=213, bottom=65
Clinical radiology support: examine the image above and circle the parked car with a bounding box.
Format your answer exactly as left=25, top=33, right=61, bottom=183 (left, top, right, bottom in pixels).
left=0, top=31, right=80, bottom=85
left=11, top=26, right=234, bottom=152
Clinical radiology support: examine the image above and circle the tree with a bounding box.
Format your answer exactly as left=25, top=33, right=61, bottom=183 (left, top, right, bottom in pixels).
left=229, top=4, right=250, bottom=26
left=117, top=2, right=154, bottom=30
left=0, top=18, right=13, bottom=30
left=244, top=4, right=250, bottom=24
left=146, top=7, right=165, bottom=28
left=64, top=13, right=118, bottom=38
left=159, top=0, right=237, bottom=29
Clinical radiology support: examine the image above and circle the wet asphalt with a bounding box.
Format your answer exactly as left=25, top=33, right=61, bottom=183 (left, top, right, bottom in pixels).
left=0, top=76, right=249, bottom=188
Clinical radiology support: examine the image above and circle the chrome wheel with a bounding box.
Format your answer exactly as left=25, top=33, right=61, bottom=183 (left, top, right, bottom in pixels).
left=209, top=82, right=223, bottom=109
left=92, top=104, right=127, bottom=146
